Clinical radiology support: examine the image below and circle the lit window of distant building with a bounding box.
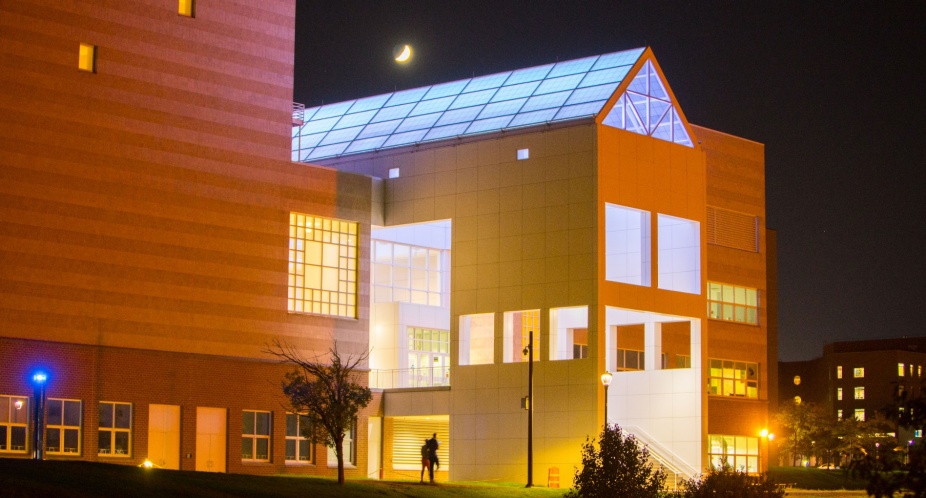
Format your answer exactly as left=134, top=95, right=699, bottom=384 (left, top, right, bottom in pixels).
left=179, top=0, right=195, bottom=17
left=708, top=434, right=759, bottom=473
left=854, top=387, right=865, bottom=400
left=916, top=430, right=923, bottom=438
left=855, top=409, right=865, bottom=422
left=837, top=388, right=843, bottom=401
left=242, top=411, right=271, bottom=462
left=0, top=395, right=29, bottom=453
left=46, top=399, right=82, bottom=454
left=708, top=359, right=759, bottom=398
left=285, top=413, right=313, bottom=463
left=837, top=366, right=843, bottom=379
left=288, top=213, right=358, bottom=318
left=794, top=396, right=802, bottom=404
left=78, top=43, right=96, bottom=72
left=708, top=282, right=759, bottom=325
left=98, top=402, right=131, bottom=456
left=899, top=363, right=906, bottom=377
left=854, top=367, right=865, bottom=378
left=793, top=376, right=801, bottom=386
left=837, top=409, right=843, bottom=419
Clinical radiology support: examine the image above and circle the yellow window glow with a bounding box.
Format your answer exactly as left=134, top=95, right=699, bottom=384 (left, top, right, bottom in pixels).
left=179, top=0, right=194, bottom=17
left=78, top=43, right=96, bottom=72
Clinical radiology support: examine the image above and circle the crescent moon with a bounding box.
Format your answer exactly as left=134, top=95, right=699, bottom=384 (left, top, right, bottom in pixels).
left=395, top=45, right=411, bottom=62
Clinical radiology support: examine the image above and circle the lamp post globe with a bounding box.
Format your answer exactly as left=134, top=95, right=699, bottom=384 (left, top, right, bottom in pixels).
left=601, top=372, right=613, bottom=426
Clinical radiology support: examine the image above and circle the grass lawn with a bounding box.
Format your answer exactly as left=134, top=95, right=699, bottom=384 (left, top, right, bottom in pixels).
left=769, top=466, right=868, bottom=491
left=0, top=459, right=569, bottom=498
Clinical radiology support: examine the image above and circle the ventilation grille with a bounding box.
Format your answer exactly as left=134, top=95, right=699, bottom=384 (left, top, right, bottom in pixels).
left=391, top=418, right=449, bottom=470
left=707, top=206, right=758, bottom=252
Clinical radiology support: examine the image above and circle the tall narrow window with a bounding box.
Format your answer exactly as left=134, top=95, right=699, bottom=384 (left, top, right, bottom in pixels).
left=459, top=313, right=494, bottom=365
left=285, top=413, right=313, bottom=463
left=503, top=310, right=540, bottom=363
left=46, top=399, right=82, bottom=454
left=836, top=387, right=843, bottom=401
left=179, top=0, right=195, bottom=17
left=899, top=363, right=906, bottom=377
left=658, top=214, right=700, bottom=294
left=288, top=213, right=358, bottom=318
left=327, top=420, right=356, bottom=466
left=242, top=411, right=271, bottom=462
left=837, top=366, right=843, bottom=379
left=1, top=395, right=29, bottom=453
left=605, top=204, right=651, bottom=287
left=98, top=402, right=131, bottom=456
left=78, top=43, right=96, bottom=73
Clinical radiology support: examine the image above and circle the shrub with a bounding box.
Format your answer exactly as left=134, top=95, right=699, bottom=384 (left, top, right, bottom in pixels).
left=678, top=466, right=784, bottom=498
left=566, top=424, right=666, bottom=498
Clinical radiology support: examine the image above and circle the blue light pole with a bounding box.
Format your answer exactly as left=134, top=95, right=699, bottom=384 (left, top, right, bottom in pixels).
left=31, top=371, right=48, bottom=460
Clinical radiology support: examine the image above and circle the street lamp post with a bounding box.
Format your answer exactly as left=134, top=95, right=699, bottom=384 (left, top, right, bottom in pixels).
left=31, top=371, right=48, bottom=460
left=524, top=330, right=534, bottom=488
left=601, top=372, right=613, bottom=427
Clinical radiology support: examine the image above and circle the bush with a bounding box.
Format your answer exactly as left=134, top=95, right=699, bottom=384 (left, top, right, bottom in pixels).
left=566, top=423, right=666, bottom=498
left=678, top=466, right=784, bottom=498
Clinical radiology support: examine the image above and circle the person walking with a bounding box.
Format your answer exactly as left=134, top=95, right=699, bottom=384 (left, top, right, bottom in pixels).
left=426, top=432, right=440, bottom=483
left=419, top=439, right=430, bottom=483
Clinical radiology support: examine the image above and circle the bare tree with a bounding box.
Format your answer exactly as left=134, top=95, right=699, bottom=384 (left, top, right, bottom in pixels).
left=265, top=339, right=372, bottom=485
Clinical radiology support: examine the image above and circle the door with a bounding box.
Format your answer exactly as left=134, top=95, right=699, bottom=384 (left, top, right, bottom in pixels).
left=148, top=404, right=180, bottom=469
left=195, top=407, right=226, bottom=472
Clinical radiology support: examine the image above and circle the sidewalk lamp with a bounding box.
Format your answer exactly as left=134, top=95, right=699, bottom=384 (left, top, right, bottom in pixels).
left=601, top=372, right=613, bottom=425
left=31, top=370, right=48, bottom=460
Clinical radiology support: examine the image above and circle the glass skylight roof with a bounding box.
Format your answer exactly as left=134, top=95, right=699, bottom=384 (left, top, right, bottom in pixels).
left=293, top=47, right=691, bottom=162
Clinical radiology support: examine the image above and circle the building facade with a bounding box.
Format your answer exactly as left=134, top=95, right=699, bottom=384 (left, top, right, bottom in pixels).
left=1, top=0, right=775, bottom=487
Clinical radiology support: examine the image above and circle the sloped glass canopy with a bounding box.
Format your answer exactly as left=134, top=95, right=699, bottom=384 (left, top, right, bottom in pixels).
left=294, top=48, right=646, bottom=161
left=600, top=60, right=692, bottom=147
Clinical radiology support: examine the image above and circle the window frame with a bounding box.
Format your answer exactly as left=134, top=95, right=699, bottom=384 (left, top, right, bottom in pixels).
left=708, top=434, right=760, bottom=473
left=708, top=359, right=759, bottom=398
left=242, top=410, right=272, bottom=462
left=0, top=395, right=29, bottom=454
left=707, top=281, right=759, bottom=325
left=288, top=213, right=358, bottom=318
left=98, top=402, right=132, bottom=457
left=45, top=398, right=82, bottom=455
left=854, top=387, right=865, bottom=400
left=327, top=419, right=357, bottom=467
left=285, top=413, right=314, bottom=464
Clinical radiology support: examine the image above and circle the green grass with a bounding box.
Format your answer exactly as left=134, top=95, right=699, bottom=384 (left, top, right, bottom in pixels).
left=0, top=459, right=569, bottom=498
left=768, top=466, right=868, bottom=491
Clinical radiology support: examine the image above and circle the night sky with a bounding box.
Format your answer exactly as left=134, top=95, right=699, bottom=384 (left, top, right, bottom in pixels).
left=292, top=1, right=926, bottom=361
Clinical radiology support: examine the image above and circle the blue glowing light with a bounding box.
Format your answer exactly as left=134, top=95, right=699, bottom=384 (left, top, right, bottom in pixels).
left=32, top=371, right=48, bottom=384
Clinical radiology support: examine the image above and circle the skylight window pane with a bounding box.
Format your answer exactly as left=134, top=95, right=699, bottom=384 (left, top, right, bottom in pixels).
left=565, top=83, right=618, bottom=105
left=423, top=80, right=469, bottom=100
left=302, top=106, right=321, bottom=122
left=509, top=108, right=558, bottom=127
left=332, top=109, right=377, bottom=130
left=308, top=142, right=349, bottom=160
left=579, top=66, right=631, bottom=88
left=318, top=126, right=363, bottom=146
left=491, top=81, right=540, bottom=102
left=648, top=67, right=670, bottom=100
left=649, top=99, right=672, bottom=129
left=652, top=116, right=673, bottom=142
left=534, top=73, right=584, bottom=95
left=672, top=114, right=693, bottom=147
left=591, top=48, right=645, bottom=70
left=504, top=64, right=554, bottom=85
left=356, top=119, right=401, bottom=140
left=553, top=100, right=606, bottom=121
left=347, top=94, right=391, bottom=114
left=435, top=106, right=483, bottom=126
left=297, top=132, right=326, bottom=150
left=345, top=136, right=388, bottom=154
left=478, top=98, right=527, bottom=119
left=466, top=115, right=513, bottom=134
left=424, top=123, right=469, bottom=140
left=383, top=129, right=428, bottom=148
left=370, top=103, right=415, bottom=123
left=463, top=72, right=510, bottom=93
left=312, top=101, right=355, bottom=120
left=385, top=87, right=430, bottom=107
left=409, top=96, right=455, bottom=116
left=449, top=89, right=495, bottom=109
left=300, top=116, right=340, bottom=135
left=628, top=63, right=650, bottom=94
left=299, top=149, right=315, bottom=162
left=519, top=91, right=571, bottom=113
left=546, top=55, right=597, bottom=78
left=394, top=113, right=441, bottom=133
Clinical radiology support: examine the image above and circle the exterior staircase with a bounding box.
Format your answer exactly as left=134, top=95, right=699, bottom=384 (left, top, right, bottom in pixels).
left=624, top=425, right=700, bottom=492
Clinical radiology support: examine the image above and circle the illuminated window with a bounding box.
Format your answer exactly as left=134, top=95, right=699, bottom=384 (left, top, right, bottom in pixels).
left=658, top=214, right=700, bottom=294
left=408, top=327, right=450, bottom=387
left=504, top=310, right=540, bottom=363
left=707, top=282, right=758, bottom=325
left=854, top=409, right=865, bottom=422
left=372, top=240, right=444, bottom=307
left=837, top=409, right=843, bottom=419
left=837, top=366, right=843, bottom=379
left=708, top=359, right=759, bottom=398
left=327, top=419, right=356, bottom=467
left=98, top=402, right=131, bottom=456
left=916, top=430, right=923, bottom=438
left=78, top=43, right=96, bottom=72
left=836, top=388, right=843, bottom=400
left=46, top=399, right=82, bottom=455
left=459, top=313, right=494, bottom=366
left=794, top=396, right=801, bottom=404
left=899, top=363, right=906, bottom=377
left=285, top=413, right=313, bottom=463
left=288, top=213, right=358, bottom=318
left=617, top=349, right=645, bottom=371
left=550, top=306, right=588, bottom=361
left=0, top=395, right=28, bottom=453
left=854, top=387, right=865, bottom=400
left=517, top=148, right=529, bottom=160
left=242, top=411, right=271, bottom=462
left=793, top=376, right=801, bottom=386
left=178, top=0, right=194, bottom=17
left=708, top=435, right=759, bottom=473
left=605, top=204, right=651, bottom=287
left=854, top=367, right=865, bottom=378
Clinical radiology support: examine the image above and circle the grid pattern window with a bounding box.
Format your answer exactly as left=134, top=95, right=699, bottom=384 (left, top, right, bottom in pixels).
left=708, top=282, right=759, bottom=325
left=408, top=328, right=450, bottom=387
left=459, top=313, right=494, bottom=365
left=98, top=402, right=131, bottom=456
left=288, top=213, right=358, bottom=318
left=178, top=0, right=194, bottom=17
left=285, top=413, right=313, bottom=463
left=78, top=43, right=96, bottom=72
left=372, top=240, right=444, bottom=306
left=46, top=399, right=82, bottom=455
left=617, top=349, right=645, bottom=371
left=855, top=409, right=865, bottom=422
left=327, top=420, right=357, bottom=467
left=837, top=388, right=843, bottom=401
left=854, top=387, right=865, bottom=400
left=708, top=359, right=759, bottom=398
left=708, top=435, right=759, bottom=473
left=0, top=395, right=28, bottom=453
left=293, top=48, right=650, bottom=161
left=503, top=310, right=540, bottom=363
left=854, top=367, right=865, bottom=378
left=242, top=411, right=271, bottom=461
